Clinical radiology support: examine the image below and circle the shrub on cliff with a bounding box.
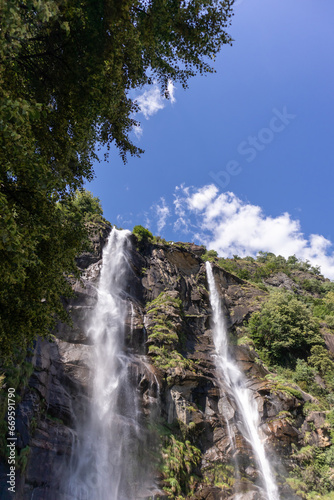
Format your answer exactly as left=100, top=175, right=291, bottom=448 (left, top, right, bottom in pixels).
left=202, top=249, right=218, bottom=262
left=132, top=225, right=153, bottom=245
left=248, top=290, right=323, bottom=367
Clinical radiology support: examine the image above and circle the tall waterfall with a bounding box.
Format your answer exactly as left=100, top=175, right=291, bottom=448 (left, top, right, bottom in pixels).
left=206, top=262, right=279, bottom=500
left=65, top=228, right=147, bottom=500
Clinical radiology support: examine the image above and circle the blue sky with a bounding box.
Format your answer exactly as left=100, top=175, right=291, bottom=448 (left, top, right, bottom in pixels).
left=87, top=0, right=334, bottom=278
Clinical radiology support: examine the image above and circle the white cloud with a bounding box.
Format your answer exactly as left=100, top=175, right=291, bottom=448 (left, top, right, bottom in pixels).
left=173, top=185, right=334, bottom=279
left=116, top=214, right=133, bottom=226
left=174, top=216, right=191, bottom=234
left=136, top=86, right=165, bottom=119
left=167, top=80, right=176, bottom=104
left=135, top=80, right=176, bottom=120
left=173, top=185, right=192, bottom=232
left=186, top=184, right=219, bottom=211
left=133, top=124, right=143, bottom=139
left=153, top=197, right=170, bottom=233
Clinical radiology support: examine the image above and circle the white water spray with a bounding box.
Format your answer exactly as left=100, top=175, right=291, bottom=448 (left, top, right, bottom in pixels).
left=206, top=262, right=279, bottom=500
left=65, top=228, right=147, bottom=500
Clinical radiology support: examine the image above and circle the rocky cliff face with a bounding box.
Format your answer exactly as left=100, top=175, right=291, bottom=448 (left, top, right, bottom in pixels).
left=1, top=229, right=333, bottom=499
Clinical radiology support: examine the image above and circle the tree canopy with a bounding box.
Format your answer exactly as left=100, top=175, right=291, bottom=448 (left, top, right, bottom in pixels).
left=0, top=0, right=234, bottom=358
left=248, top=290, right=323, bottom=367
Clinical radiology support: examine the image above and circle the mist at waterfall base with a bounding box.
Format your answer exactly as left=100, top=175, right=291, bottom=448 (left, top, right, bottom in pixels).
left=205, top=262, right=280, bottom=500
left=63, top=229, right=156, bottom=500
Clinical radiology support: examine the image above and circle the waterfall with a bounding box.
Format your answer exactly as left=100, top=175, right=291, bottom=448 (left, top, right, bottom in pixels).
left=65, top=228, right=147, bottom=500
left=205, top=262, right=279, bottom=500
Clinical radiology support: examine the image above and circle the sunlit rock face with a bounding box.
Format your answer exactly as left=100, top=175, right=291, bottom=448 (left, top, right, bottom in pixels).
left=4, top=227, right=322, bottom=499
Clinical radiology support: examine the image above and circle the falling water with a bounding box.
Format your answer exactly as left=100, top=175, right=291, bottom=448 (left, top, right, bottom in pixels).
left=206, top=262, right=279, bottom=500
left=65, top=228, right=148, bottom=500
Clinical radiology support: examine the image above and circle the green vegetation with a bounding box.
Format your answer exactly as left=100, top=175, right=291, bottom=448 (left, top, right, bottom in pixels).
left=202, top=249, right=218, bottom=262
left=313, top=292, right=334, bottom=327
left=203, top=463, right=235, bottom=492
left=248, top=290, right=323, bottom=367
left=265, top=374, right=303, bottom=400
left=17, top=446, right=30, bottom=473
left=245, top=284, right=334, bottom=405
left=58, top=189, right=105, bottom=224
left=288, top=444, right=334, bottom=498
left=161, top=433, right=201, bottom=498
left=148, top=418, right=202, bottom=498
left=217, top=251, right=330, bottom=288
left=228, top=253, right=334, bottom=497
left=146, top=292, right=194, bottom=381
left=0, top=188, right=106, bottom=358
left=132, top=225, right=153, bottom=247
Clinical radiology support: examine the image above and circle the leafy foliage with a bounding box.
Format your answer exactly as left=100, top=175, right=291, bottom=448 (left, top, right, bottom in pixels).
left=2, top=0, right=234, bottom=175
left=248, top=290, right=323, bottom=367
left=313, top=292, right=334, bottom=327
left=1, top=0, right=233, bottom=356
left=203, top=463, right=235, bottom=492
left=69, top=190, right=103, bottom=221
left=146, top=292, right=195, bottom=381
left=0, top=195, right=87, bottom=358
left=289, top=445, right=334, bottom=498
left=0, top=188, right=109, bottom=357
left=217, top=252, right=327, bottom=286
left=202, top=249, right=218, bottom=262
left=132, top=225, right=153, bottom=245
left=161, top=433, right=201, bottom=498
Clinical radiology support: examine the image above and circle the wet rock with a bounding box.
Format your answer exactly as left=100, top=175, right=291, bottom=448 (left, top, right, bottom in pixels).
left=265, top=418, right=299, bottom=444
left=47, top=379, right=73, bottom=425
left=75, top=222, right=111, bottom=269
left=56, top=340, right=91, bottom=390
left=6, top=235, right=321, bottom=499
left=245, top=466, right=258, bottom=478
left=300, top=411, right=332, bottom=448
left=32, top=339, right=52, bottom=371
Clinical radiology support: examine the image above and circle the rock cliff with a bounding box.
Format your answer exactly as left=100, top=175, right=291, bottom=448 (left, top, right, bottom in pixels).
left=1, top=227, right=333, bottom=499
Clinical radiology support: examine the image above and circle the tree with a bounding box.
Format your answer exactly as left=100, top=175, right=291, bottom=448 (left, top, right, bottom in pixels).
left=1, top=0, right=234, bottom=165
left=248, top=290, right=323, bottom=367
left=0, top=190, right=94, bottom=359
left=202, top=249, right=218, bottom=262
left=0, top=0, right=234, bottom=357
left=58, top=190, right=104, bottom=222
left=133, top=225, right=153, bottom=246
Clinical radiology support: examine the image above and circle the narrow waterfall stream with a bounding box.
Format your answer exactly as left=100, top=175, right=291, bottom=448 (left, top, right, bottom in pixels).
left=65, top=228, right=148, bottom=500
left=206, top=262, right=280, bottom=500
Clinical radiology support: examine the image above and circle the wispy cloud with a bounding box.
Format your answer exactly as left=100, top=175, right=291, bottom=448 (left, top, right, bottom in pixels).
left=167, top=80, right=176, bottom=104
left=151, top=197, right=170, bottom=233
left=136, top=86, right=165, bottom=119
left=172, top=185, right=334, bottom=279
left=116, top=213, right=133, bottom=227
left=133, top=124, right=143, bottom=139
left=135, top=80, right=176, bottom=120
